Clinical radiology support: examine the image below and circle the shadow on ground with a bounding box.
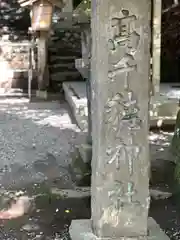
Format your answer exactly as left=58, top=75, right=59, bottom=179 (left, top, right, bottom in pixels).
left=0, top=182, right=90, bottom=240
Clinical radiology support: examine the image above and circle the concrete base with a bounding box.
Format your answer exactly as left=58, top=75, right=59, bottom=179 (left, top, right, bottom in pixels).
left=63, top=82, right=180, bottom=131
left=70, top=218, right=170, bottom=240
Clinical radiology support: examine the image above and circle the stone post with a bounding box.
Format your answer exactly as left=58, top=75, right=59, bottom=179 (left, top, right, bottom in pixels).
left=91, top=0, right=150, bottom=237
left=70, top=0, right=170, bottom=239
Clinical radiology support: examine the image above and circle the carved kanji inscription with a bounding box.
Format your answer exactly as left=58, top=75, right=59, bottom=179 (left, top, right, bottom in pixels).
left=108, top=10, right=140, bottom=78
left=108, top=181, right=142, bottom=214
left=104, top=90, right=141, bottom=138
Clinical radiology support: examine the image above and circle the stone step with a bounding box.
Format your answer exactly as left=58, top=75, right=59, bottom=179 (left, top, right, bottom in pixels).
left=49, top=62, right=75, bottom=69
left=49, top=49, right=81, bottom=55
left=50, top=67, right=76, bottom=73
left=49, top=45, right=81, bottom=52
left=50, top=56, right=77, bottom=61
left=50, top=33, right=80, bottom=42
left=51, top=72, right=80, bottom=82
left=70, top=218, right=170, bottom=240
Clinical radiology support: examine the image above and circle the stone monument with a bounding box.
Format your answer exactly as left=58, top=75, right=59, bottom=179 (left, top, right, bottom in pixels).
left=70, top=0, right=170, bottom=239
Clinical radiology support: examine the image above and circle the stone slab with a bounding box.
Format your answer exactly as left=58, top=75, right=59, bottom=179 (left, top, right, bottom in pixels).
left=63, top=82, right=180, bottom=131
left=70, top=218, right=170, bottom=240
left=51, top=186, right=90, bottom=198
left=63, top=81, right=88, bottom=131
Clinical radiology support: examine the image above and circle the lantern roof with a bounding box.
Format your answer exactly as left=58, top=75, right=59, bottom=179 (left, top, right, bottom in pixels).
left=17, top=0, right=65, bottom=8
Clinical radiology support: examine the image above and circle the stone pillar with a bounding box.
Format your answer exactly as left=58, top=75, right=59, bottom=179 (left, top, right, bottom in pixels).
left=152, top=0, right=162, bottom=94
left=70, top=0, right=170, bottom=239
left=91, top=0, right=150, bottom=237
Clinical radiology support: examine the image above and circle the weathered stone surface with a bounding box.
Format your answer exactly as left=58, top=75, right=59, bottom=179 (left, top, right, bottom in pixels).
left=91, top=0, right=151, bottom=238
left=63, top=82, right=88, bottom=131
left=70, top=218, right=170, bottom=240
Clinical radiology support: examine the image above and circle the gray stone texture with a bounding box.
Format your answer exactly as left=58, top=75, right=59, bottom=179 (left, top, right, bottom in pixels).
left=91, top=0, right=151, bottom=238
left=70, top=219, right=170, bottom=240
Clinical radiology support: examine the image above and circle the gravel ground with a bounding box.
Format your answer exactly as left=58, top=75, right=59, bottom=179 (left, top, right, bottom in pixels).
left=0, top=98, right=85, bottom=189
left=149, top=130, right=180, bottom=240
left=0, top=97, right=90, bottom=239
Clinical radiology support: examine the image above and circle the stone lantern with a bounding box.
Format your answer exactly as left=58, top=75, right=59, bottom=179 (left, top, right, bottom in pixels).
left=18, top=0, right=65, bottom=99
